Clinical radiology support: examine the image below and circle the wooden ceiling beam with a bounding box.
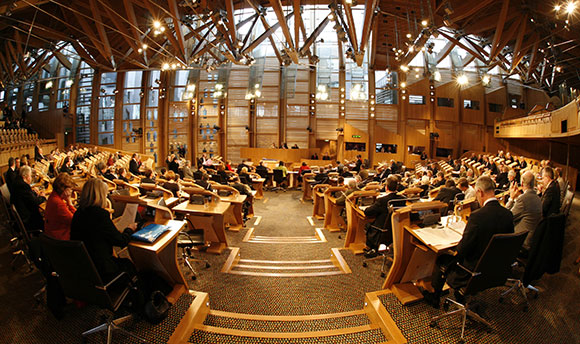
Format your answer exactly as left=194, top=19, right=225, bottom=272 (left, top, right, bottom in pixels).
left=167, top=0, right=187, bottom=59
left=89, top=0, right=115, bottom=67
left=103, top=5, right=141, bottom=55
left=240, top=15, right=260, bottom=51
left=293, top=0, right=302, bottom=50
left=489, top=0, right=510, bottom=61
left=71, top=11, right=113, bottom=67
left=370, top=12, right=379, bottom=67
left=434, top=39, right=455, bottom=64
left=359, top=0, right=378, bottom=55
left=299, top=16, right=330, bottom=57
left=449, top=0, right=496, bottom=23
left=341, top=0, right=359, bottom=52
left=268, top=0, right=297, bottom=62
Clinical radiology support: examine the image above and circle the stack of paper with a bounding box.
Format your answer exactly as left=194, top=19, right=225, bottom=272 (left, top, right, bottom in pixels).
left=413, top=226, right=463, bottom=247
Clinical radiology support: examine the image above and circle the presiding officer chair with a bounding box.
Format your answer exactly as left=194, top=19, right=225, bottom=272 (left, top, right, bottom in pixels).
left=429, top=231, right=527, bottom=343
left=39, top=234, right=149, bottom=344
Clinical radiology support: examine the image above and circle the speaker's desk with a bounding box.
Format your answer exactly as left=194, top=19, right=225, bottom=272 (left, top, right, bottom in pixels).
left=382, top=201, right=455, bottom=305
left=128, top=219, right=188, bottom=303
left=323, top=186, right=347, bottom=232
left=344, top=190, right=379, bottom=254
left=312, top=184, right=329, bottom=219
left=172, top=201, right=230, bottom=254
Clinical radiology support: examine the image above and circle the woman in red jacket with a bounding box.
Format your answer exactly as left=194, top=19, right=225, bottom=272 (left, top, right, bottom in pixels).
left=44, top=173, right=77, bottom=240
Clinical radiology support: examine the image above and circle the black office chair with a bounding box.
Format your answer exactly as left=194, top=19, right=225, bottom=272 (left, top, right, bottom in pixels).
left=429, top=231, right=527, bottom=343
left=503, top=213, right=567, bottom=303
left=362, top=198, right=413, bottom=277
left=39, top=235, right=149, bottom=344
left=272, top=169, right=286, bottom=192
left=178, top=218, right=210, bottom=280
left=9, top=204, right=36, bottom=272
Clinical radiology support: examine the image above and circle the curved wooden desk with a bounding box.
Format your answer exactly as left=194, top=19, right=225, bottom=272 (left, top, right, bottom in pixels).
left=301, top=173, right=316, bottom=202
left=312, top=184, right=329, bottom=219
left=323, top=186, right=347, bottom=232
left=172, top=200, right=230, bottom=254
left=382, top=201, right=449, bottom=304
left=344, top=190, right=379, bottom=254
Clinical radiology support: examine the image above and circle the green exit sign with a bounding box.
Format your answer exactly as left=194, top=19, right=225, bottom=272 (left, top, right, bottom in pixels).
left=352, top=135, right=361, bottom=138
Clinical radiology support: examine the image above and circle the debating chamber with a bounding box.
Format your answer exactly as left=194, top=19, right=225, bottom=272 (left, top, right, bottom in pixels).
left=2, top=0, right=580, bottom=343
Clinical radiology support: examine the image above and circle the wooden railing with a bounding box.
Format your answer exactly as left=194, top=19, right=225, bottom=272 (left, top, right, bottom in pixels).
left=495, top=97, right=580, bottom=139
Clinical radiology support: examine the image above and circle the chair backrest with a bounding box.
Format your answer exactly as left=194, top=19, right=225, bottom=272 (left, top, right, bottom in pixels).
left=0, top=183, right=10, bottom=203
left=39, top=234, right=115, bottom=310
left=463, top=231, right=527, bottom=296
left=561, top=189, right=574, bottom=216
left=273, top=169, right=285, bottom=182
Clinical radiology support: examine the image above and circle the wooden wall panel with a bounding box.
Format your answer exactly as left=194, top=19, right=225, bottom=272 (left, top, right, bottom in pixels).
left=374, top=124, right=404, bottom=162
left=435, top=81, right=459, bottom=122
left=460, top=124, right=484, bottom=153
left=376, top=104, right=398, bottom=121
left=461, top=84, right=485, bottom=125
left=434, top=121, right=457, bottom=154
left=486, top=87, right=507, bottom=125
left=404, top=119, right=429, bottom=165
left=406, top=78, right=429, bottom=120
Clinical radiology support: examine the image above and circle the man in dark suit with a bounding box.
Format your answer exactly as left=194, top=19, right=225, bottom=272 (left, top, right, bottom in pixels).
left=433, top=179, right=462, bottom=206
left=363, top=176, right=404, bottom=258
left=4, top=157, right=18, bottom=193
left=539, top=166, right=560, bottom=217
left=11, top=166, right=47, bottom=232
left=423, top=176, right=514, bottom=308
left=495, top=165, right=509, bottom=189
left=129, top=153, right=142, bottom=176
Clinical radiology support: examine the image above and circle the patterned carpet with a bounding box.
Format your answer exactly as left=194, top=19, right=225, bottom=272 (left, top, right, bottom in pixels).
left=2, top=189, right=580, bottom=343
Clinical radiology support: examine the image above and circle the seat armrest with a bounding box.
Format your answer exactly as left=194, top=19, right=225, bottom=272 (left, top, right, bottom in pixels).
left=98, top=271, right=128, bottom=290
left=455, top=262, right=480, bottom=277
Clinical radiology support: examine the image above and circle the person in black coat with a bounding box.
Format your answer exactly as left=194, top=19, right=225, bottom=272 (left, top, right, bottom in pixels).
left=168, top=156, right=180, bottom=174
left=539, top=166, right=561, bottom=217
left=11, top=166, right=47, bottom=232
left=4, top=157, right=18, bottom=193
left=70, top=178, right=137, bottom=282
left=59, top=157, right=73, bottom=174
left=423, top=176, right=514, bottom=308
left=129, top=153, right=141, bottom=176
left=433, top=179, right=462, bottom=206
left=363, top=176, right=404, bottom=257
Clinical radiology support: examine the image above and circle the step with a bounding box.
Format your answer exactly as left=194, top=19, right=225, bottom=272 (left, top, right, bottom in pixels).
left=221, top=248, right=351, bottom=277
left=242, top=227, right=327, bottom=243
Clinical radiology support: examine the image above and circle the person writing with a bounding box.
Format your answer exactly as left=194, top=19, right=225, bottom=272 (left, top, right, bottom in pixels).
left=70, top=178, right=138, bottom=282
left=44, top=173, right=77, bottom=240
left=422, top=176, right=514, bottom=308
left=505, top=171, right=541, bottom=251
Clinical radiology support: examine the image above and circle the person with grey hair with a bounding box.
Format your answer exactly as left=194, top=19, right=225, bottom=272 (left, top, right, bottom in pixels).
left=422, top=176, right=514, bottom=308
left=506, top=171, right=542, bottom=250
left=538, top=166, right=560, bottom=217
left=11, top=165, right=47, bottom=232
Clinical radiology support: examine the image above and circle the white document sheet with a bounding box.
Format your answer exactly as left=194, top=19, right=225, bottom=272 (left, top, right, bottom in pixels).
left=413, top=226, right=463, bottom=247
left=115, top=203, right=138, bottom=232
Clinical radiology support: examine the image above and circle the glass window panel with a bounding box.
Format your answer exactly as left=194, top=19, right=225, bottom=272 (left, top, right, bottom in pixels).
left=99, top=95, right=115, bottom=108
left=175, top=70, right=190, bottom=86
left=101, top=72, right=117, bottom=84
left=124, top=71, right=142, bottom=87
left=146, top=108, right=158, bottom=121
left=123, top=104, right=140, bottom=120
left=123, top=89, right=141, bottom=103
left=98, top=133, right=115, bottom=145
left=98, top=120, right=114, bottom=132
left=98, top=108, right=115, bottom=120
left=100, top=84, right=116, bottom=96
left=147, top=89, right=159, bottom=107
left=173, top=87, right=186, bottom=101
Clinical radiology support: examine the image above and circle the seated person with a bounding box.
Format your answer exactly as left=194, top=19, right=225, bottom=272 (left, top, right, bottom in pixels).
left=431, top=171, right=446, bottom=187
left=495, top=165, right=510, bottom=189
left=97, top=162, right=116, bottom=181
left=196, top=172, right=213, bottom=191
left=363, top=176, right=404, bottom=258
left=538, top=166, right=560, bottom=217
left=116, top=167, right=130, bottom=183
left=4, top=157, right=18, bottom=193
left=11, top=165, right=47, bottom=232
left=59, top=157, right=74, bottom=174
left=162, top=170, right=180, bottom=197
left=506, top=171, right=541, bottom=251
left=356, top=169, right=372, bottom=189
left=457, top=177, right=476, bottom=200
left=216, top=164, right=230, bottom=184
left=231, top=176, right=253, bottom=219
left=70, top=178, right=138, bottom=283
left=140, top=169, right=156, bottom=184
left=433, top=179, right=462, bottom=206
left=340, top=166, right=353, bottom=178
left=44, top=173, right=77, bottom=240
left=422, top=176, right=514, bottom=308
left=168, top=156, right=180, bottom=174
left=129, top=153, right=141, bottom=176
left=255, top=162, right=269, bottom=178
left=273, top=161, right=288, bottom=187
left=314, top=168, right=329, bottom=184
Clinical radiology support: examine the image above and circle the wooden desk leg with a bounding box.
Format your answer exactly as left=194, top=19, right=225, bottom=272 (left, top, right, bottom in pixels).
left=206, top=214, right=228, bottom=254
left=226, top=203, right=244, bottom=232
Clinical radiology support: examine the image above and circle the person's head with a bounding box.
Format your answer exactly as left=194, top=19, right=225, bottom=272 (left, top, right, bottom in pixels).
left=301, top=162, right=307, bottom=167
left=459, top=165, right=466, bottom=173
left=53, top=173, right=76, bottom=198
left=555, top=167, right=562, bottom=179
left=160, top=168, right=167, bottom=175
left=132, top=153, right=137, bottom=160
left=201, top=173, right=210, bottom=181
left=346, top=179, right=357, bottom=189
left=144, top=169, right=153, bottom=179
left=241, top=167, right=248, bottom=174
left=467, top=169, right=474, bottom=177
left=8, top=157, right=14, bottom=168
left=542, top=166, right=554, bottom=187
left=445, top=179, right=456, bottom=188
left=437, top=171, right=444, bottom=180
left=427, top=170, right=433, bottom=178
left=520, top=171, right=535, bottom=191
left=279, top=160, right=284, bottom=167
left=78, top=178, right=109, bottom=209
left=165, top=170, right=176, bottom=181
left=457, top=177, right=469, bottom=191
left=19, top=165, right=33, bottom=184
left=474, top=176, right=496, bottom=206
left=96, top=162, right=106, bottom=173
left=117, top=167, right=127, bottom=177
left=386, top=175, right=398, bottom=192
left=217, top=164, right=224, bottom=172
left=359, top=170, right=369, bottom=180
left=337, top=176, right=344, bottom=185
left=508, top=170, right=516, bottom=181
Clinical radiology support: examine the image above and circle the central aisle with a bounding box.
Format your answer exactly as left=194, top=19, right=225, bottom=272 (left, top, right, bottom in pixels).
left=188, top=190, right=386, bottom=315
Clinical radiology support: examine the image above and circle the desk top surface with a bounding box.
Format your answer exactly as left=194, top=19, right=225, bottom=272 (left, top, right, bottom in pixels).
left=129, top=219, right=186, bottom=251
left=220, top=194, right=247, bottom=203
left=173, top=200, right=230, bottom=215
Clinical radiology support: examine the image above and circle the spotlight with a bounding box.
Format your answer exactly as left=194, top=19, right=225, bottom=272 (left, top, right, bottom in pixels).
left=153, top=20, right=162, bottom=29
left=457, top=74, right=468, bottom=85
left=400, top=82, right=407, bottom=88
left=421, top=19, right=428, bottom=27
left=567, top=2, right=576, bottom=13
left=400, top=65, right=409, bottom=72
left=481, top=74, right=491, bottom=85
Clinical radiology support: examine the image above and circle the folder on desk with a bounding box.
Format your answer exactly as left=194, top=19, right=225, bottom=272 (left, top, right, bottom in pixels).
left=131, top=224, right=169, bottom=243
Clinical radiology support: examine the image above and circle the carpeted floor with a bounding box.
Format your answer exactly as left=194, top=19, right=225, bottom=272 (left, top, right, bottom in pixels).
left=1, top=189, right=580, bottom=343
